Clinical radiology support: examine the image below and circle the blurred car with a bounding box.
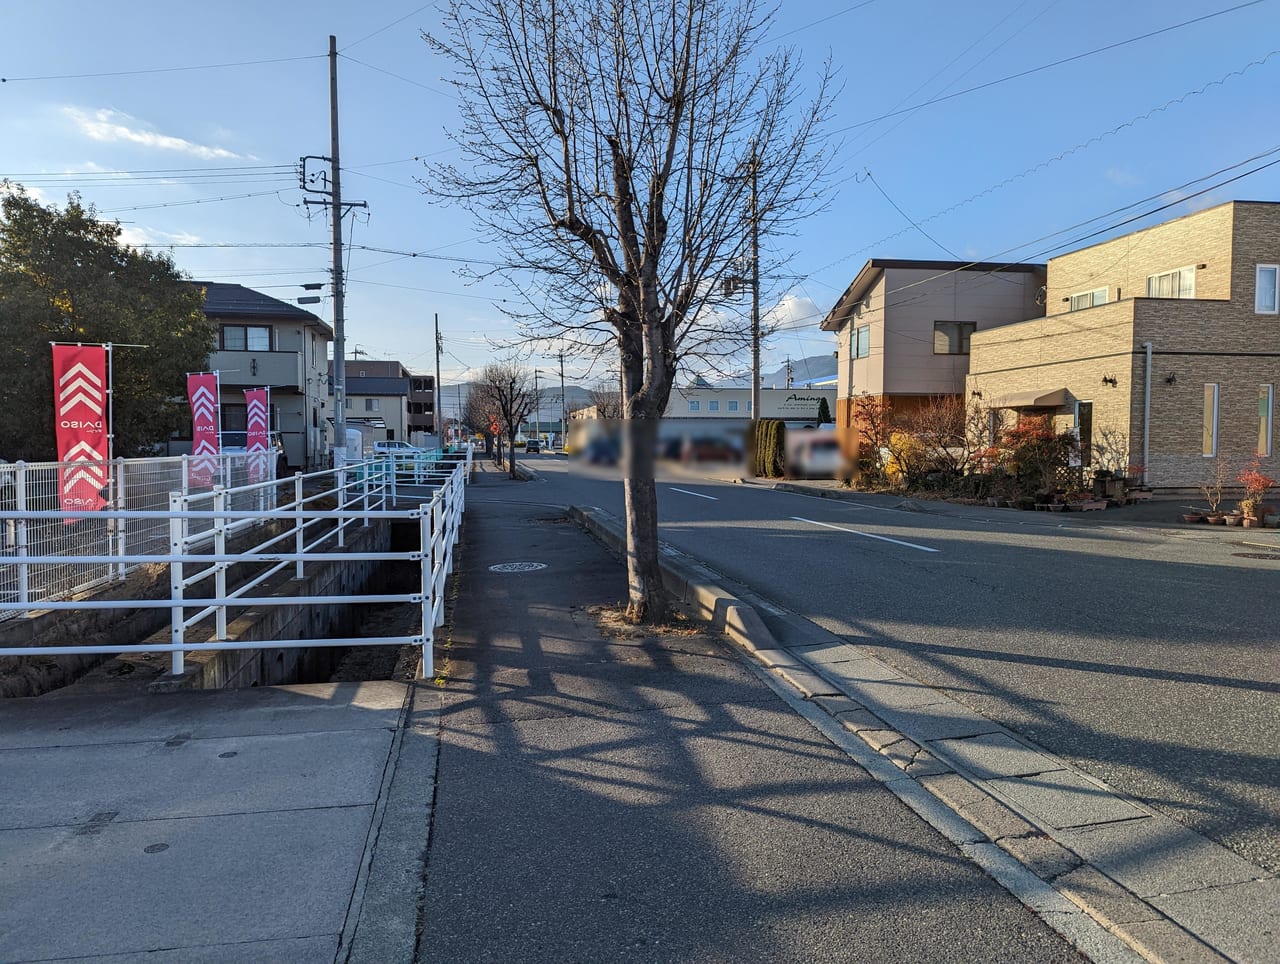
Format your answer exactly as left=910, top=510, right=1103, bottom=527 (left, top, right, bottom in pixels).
left=682, top=436, right=741, bottom=463
left=790, top=434, right=843, bottom=479
left=586, top=437, right=619, bottom=465
left=525, top=438, right=542, bottom=453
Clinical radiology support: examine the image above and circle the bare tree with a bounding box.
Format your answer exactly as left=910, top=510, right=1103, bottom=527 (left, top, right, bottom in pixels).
left=474, top=363, right=536, bottom=479
left=427, top=0, right=834, bottom=620
left=897, top=396, right=985, bottom=476
left=587, top=384, right=624, bottom=420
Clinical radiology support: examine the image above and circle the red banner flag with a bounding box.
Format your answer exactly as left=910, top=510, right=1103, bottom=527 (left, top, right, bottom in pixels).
left=245, top=388, right=269, bottom=483
left=188, top=373, right=220, bottom=488
left=52, top=345, right=109, bottom=514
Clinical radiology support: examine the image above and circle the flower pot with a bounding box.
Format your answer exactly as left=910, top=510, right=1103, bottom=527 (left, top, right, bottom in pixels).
left=1242, top=516, right=1260, bottom=528
left=1206, top=513, right=1226, bottom=524
left=1181, top=513, right=1204, bottom=523
left=1224, top=514, right=1243, bottom=527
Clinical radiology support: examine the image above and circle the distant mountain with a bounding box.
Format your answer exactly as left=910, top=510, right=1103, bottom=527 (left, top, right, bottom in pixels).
left=437, top=380, right=595, bottom=421
left=763, top=354, right=836, bottom=388
left=708, top=354, right=837, bottom=389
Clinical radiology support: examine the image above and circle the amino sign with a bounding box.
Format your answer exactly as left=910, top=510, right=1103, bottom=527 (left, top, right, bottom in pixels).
left=51, top=345, right=109, bottom=515
left=245, top=388, right=269, bottom=483
left=187, top=373, right=220, bottom=488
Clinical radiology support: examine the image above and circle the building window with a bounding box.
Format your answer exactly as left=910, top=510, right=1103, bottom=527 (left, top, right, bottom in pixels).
left=1261, top=385, right=1274, bottom=457
left=1257, top=265, right=1279, bottom=314
left=708, top=400, right=720, bottom=412
left=365, top=398, right=379, bottom=412
left=344, top=397, right=352, bottom=411
left=1068, top=288, right=1108, bottom=311
left=221, top=325, right=272, bottom=351
left=746, top=401, right=752, bottom=414
left=1147, top=267, right=1195, bottom=299
left=1203, top=383, right=1219, bottom=457
left=221, top=404, right=247, bottom=432
left=933, top=321, right=976, bottom=355
left=688, top=400, right=700, bottom=412
left=727, top=400, right=739, bottom=412
left=855, top=325, right=870, bottom=359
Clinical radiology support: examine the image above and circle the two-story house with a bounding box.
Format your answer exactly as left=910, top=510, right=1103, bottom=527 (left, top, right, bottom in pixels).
left=331, top=358, right=412, bottom=444
left=820, top=260, right=1046, bottom=465
left=199, top=282, right=333, bottom=471
left=966, top=200, right=1279, bottom=489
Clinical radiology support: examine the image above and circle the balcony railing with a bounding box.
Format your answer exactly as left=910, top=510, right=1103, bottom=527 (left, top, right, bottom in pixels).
left=208, top=350, right=304, bottom=389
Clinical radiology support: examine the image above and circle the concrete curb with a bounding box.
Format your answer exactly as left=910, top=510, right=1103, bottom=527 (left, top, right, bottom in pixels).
left=570, top=504, right=1250, bottom=964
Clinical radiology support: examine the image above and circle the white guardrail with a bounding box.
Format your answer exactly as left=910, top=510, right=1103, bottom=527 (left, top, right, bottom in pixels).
left=0, top=446, right=470, bottom=679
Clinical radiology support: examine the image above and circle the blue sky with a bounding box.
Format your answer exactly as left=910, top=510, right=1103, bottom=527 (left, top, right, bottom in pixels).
left=3, top=0, right=1278, bottom=397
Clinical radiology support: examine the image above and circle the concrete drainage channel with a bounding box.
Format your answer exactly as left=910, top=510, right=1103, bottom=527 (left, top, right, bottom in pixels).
left=570, top=505, right=1272, bottom=964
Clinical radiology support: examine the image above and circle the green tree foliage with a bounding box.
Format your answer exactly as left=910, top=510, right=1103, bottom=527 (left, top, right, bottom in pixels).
left=0, top=186, right=214, bottom=460
left=817, top=396, right=832, bottom=424
left=751, top=418, right=786, bottom=477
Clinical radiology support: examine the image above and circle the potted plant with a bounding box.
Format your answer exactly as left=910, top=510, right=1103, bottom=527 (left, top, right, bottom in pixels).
left=1240, top=500, right=1261, bottom=527
left=1237, top=461, right=1276, bottom=525
left=1200, top=455, right=1229, bottom=523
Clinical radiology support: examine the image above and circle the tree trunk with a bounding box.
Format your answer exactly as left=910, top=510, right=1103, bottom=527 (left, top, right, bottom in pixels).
left=621, top=412, right=665, bottom=623
left=508, top=431, right=518, bottom=479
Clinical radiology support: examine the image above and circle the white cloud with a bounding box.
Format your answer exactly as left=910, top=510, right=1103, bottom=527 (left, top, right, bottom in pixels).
left=764, top=294, right=824, bottom=332
left=0, top=181, right=49, bottom=204
left=1105, top=167, right=1141, bottom=187
left=116, top=225, right=201, bottom=248
left=63, top=107, right=242, bottom=160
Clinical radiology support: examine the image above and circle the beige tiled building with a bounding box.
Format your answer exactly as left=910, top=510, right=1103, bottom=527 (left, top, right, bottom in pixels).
left=820, top=259, right=1046, bottom=463
left=967, top=200, right=1279, bottom=490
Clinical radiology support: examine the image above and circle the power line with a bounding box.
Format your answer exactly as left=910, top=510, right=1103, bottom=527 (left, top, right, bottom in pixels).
left=99, top=190, right=288, bottom=213
left=339, top=54, right=453, bottom=97
left=0, top=55, right=321, bottom=83
left=832, top=0, right=1267, bottom=133
left=340, top=3, right=435, bottom=51
left=814, top=46, right=1280, bottom=280
left=2, top=163, right=294, bottom=178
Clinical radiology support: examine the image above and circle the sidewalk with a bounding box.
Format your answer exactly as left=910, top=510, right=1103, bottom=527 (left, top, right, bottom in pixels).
left=417, top=467, right=1089, bottom=961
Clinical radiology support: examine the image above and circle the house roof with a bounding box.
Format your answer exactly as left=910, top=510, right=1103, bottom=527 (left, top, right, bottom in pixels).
left=820, top=259, right=1045, bottom=331
left=193, top=282, right=333, bottom=336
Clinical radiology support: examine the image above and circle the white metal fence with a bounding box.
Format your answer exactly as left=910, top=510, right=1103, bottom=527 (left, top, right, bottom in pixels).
left=0, top=447, right=471, bottom=679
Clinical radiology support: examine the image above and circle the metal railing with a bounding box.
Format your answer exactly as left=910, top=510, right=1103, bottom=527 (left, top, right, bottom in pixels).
left=0, top=447, right=472, bottom=679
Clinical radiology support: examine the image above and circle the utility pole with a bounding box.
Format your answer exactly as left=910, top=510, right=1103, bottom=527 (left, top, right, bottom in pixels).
left=301, top=35, right=366, bottom=467
left=785, top=357, right=793, bottom=389
left=434, top=313, right=442, bottom=439
left=749, top=147, right=761, bottom=423
left=533, top=368, right=540, bottom=441
left=558, top=352, right=566, bottom=446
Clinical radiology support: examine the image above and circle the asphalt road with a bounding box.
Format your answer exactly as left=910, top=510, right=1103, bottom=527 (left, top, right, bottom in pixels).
left=509, top=453, right=1280, bottom=875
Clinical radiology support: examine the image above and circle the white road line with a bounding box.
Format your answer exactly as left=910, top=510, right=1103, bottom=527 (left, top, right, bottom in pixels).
left=790, top=516, right=939, bottom=553
left=669, top=487, right=718, bottom=501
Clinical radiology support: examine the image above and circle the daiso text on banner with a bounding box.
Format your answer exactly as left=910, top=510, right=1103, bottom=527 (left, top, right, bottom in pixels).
left=187, top=373, right=220, bottom=488
left=52, top=344, right=109, bottom=515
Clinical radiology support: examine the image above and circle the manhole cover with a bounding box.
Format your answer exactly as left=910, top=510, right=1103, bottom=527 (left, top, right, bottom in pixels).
left=489, top=562, right=548, bottom=573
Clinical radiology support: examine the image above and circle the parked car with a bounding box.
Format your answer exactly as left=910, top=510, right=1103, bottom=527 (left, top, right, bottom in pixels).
left=525, top=438, right=542, bottom=453
left=220, top=431, right=288, bottom=475
left=373, top=439, right=426, bottom=455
